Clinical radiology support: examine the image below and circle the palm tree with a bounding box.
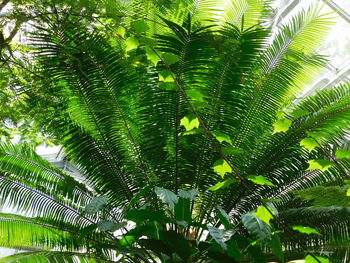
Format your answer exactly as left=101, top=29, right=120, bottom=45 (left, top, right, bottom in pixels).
left=0, top=0, right=350, bottom=262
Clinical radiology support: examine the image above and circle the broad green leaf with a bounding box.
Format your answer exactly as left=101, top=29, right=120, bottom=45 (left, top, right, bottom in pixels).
left=178, top=189, right=199, bottom=200
left=272, top=119, right=292, bottom=134
left=208, top=179, right=236, bottom=191
left=216, top=207, right=231, bottom=229
left=211, top=131, right=232, bottom=145
left=187, top=90, right=204, bottom=102
left=292, top=226, right=321, bottom=235
left=300, top=138, right=319, bottom=152
left=183, top=128, right=203, bottom=135
left=247, top=175, right=274, bottom=186
left=208, top=226, right=235, bottom=250
left=336, top=149, right=350, bottom=159
left=242, top=212, right=272, bottom=242
left=306, top=159, right=333, bottom=172
left=221, top=147, right=244, bottom=155
left=227, top=237, right=243, bottom=262
left=97, top=220, right=127, bottom=232
left=174, top=197, right=191, bottom=222
left=305, top=255, right=329, bottom=263
left=254, top=206, right=275, bottom=226
left=125, top=36, right=139, bottom=51
left=84, top=196, right=108, bottom=214
left=145, top=48, right=159, bottom=66
left=161, top=53, right=179, bottom=64
left=154, top=186, right=178, bottom=210
left=158, top=70, right=174, bottom=83
left=180, top=115, right=200, bottom=132
left=291, top=109, right=309, bottom=118
left=132, top=20, right=149, bottom=34
left=212, top=159, right=232, bottom=178
left=270, top=233, right=284, bottom=262
left=347, top=188, right=350, bottom=197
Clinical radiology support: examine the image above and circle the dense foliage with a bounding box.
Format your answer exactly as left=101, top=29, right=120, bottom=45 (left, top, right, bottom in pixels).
left=0, top=0, right=350, bottom=262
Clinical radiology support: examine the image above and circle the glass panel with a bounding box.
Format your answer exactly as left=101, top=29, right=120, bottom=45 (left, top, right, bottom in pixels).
left=332, top=0, right=350, bottom=13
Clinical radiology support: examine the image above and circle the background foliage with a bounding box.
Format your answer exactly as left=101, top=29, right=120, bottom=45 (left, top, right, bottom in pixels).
left=0, top=0, right=350, bottom=262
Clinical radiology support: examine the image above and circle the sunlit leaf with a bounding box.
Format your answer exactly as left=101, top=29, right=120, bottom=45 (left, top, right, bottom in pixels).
left=117, top=26, right=126, bottom=37
left=254, top=206, right=275, bottom=226
left=125, top=36, right=139, bottom=51
left=305, top=255, right=329, bottom=263
left=212, top=159, right=232, bottom=178
left=300, top=138, right=319, bottom=152
left=211, top=131, right=232, bottom=145
left=306, top=159, right=333, bottom=172
left=336, top=149, right=350, bottom=159
left=346, top=188, right=350, bottom=197
left=158, top=70, right=174, bottom=82
left=247, top=175, right=274, bottom=186
left=242, top=212, right=272, bottom=242
left=145, top=48, right=159, bottom=66
left=292, top=226, right=321, bottom=235
left=272, top=119, right=292, bottom=134
left=208, top=179, right=236, bottom=191
left=180, top=115, right=200, bottom=132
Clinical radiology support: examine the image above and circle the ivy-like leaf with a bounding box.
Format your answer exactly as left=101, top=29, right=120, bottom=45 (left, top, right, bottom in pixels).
left=132, top=20, right=149, bottom=34
left=306, top=159, right=333, bottom=172
left=211, top=131, right=232, bottom=145
left=125, top=36, right=139, bottom=51
left=300, top=138, right=319, bottom=152
left=208, top=179, right=236, bottom=191
left=180, top=115, right=200, bottom=132
left=159, top=70, right=174, bottom=83
left=154, top=186, right=178, bottom=210
left=247, top=175, right=274, bottom=186
left=161, top=53, right=179, bottom=64
left=212, top=159, right=232, bottom=178
left=84, top=196, right=108, bottom=214
left=272, top=119, right=292, bottom=134
left=117, top=26, right=126, bottom=37
left=292, top=226, right=321, bottom=235
left=145, top=48, right=159, bottom=66
left=336, top=149, right=350, bottom=159
left=254, top=206, right=275, bottom=226
left=187, top=90, right=204, bottom=102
